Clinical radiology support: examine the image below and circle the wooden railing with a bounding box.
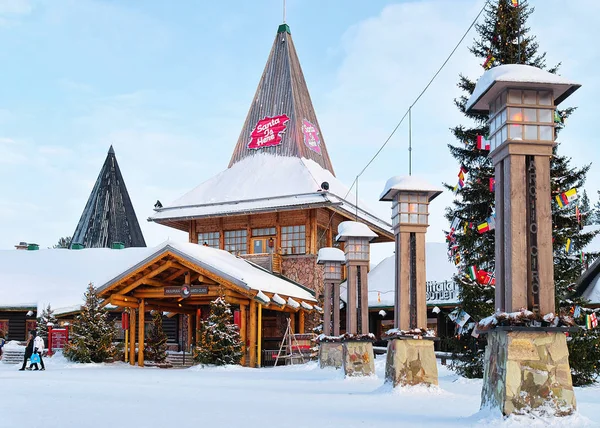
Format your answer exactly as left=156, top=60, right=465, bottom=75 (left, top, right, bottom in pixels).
left=242, top=253, right=283, bottom=274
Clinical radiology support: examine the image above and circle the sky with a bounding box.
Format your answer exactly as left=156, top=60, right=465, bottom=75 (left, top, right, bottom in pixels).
left=1, top=0, right=599, bottom=266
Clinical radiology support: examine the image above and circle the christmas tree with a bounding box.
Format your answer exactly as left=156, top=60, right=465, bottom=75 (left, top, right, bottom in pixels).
left=578, top=190, right=592, bottom=226
left=444, top=0, right=599, bottom=383
left=145, top=311, right=168, bottom=364
left=63, top=284, right=117, bottom=363
left=592, top=191, right=600, bottom=225
left=194, top=292, right=242, bottom=366
left=36, top=304, right=58, bottom=342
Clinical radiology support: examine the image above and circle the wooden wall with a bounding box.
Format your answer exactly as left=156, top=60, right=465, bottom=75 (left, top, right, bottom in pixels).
left=0, top=311, right=32, bottom=341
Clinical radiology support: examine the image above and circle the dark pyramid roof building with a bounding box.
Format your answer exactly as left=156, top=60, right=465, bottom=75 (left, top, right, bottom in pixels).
left=70, top=146, right=146, bottom=249
left=229, top=24, right=335, bottom=175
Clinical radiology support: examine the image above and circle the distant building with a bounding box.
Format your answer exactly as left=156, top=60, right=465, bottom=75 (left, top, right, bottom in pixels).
left=69, top=145, right=146, bottom=249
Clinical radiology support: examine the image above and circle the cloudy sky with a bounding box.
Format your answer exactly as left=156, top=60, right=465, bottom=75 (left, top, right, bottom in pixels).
left=1, top=0, right=599, bottom=265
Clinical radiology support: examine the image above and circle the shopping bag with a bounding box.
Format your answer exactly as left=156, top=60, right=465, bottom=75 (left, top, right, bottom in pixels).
left=30, top=353, right=40, bottom=364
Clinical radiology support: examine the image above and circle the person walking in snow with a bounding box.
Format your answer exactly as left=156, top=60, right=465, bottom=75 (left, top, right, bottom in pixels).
left=19, top=331, right=34, bottom=371
left=32, top=331, right=45, bottom=370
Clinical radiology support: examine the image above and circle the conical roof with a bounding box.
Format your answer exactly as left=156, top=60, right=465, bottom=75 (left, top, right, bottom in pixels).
left=70, top=146, right=146, bottom=249
left=228, top=24, right=335, bottom=175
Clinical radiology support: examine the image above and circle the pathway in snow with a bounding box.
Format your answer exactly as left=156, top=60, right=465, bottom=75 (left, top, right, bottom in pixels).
left=1, top=354, right=598, bottom=427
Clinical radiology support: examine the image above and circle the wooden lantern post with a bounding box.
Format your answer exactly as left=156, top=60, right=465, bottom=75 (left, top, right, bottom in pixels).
left=316, top=248, right=345, bottom=336
left=379, top=176, right=442, bottom=330
left=465, top=64, right=581, bottom=415
left=335, top=221, right=377, bottom=335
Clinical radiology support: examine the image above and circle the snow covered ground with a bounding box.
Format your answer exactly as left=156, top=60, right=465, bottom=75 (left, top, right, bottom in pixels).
left=1, top=354, right=598, bottom=427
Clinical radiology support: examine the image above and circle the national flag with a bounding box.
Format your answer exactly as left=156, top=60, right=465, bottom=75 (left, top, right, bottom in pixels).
left=576, top=205, right=581, bottom=226
left=485, top=271, right=496, bottom=286
left=454, top=253, right=461, bottom=266
left=476, top=270, right=487, bottom=284
left=487, top=215, right=496, bottom=231
left=460, top=164, right=469, bottom=175
left=556, top=194, right=567, bottom=208
left=483, top=53, right=495, bottom=70
left=565, top=238, right=572, bottom=254
left=573, top=306, right=581, bottom=318
left=458, top=169, right=465, bottom=182
left=458, top=179, right=465, bottom=189
left=564, top=188, right=578, bottom=203
left=477, top=222, right=490, bottom=234
left=510, top=0, right=518, bottom=7
left=453, top=184, right=459, bottom=194
left=476, top=135, right=490, bottom=150
left=451, top=217, right=461, bottom=231
left=463, top=222, right=468, bottom=234
left=468, top=265, right=478, bottom=281
left=489, top=178, right=496, bottom=192
left=587, top=313, right=598, bottom=329
left=554, top=110, right=563, bottom=124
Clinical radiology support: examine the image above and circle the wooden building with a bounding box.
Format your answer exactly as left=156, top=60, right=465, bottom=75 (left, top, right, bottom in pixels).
left=148, top=24, right=393, bottom=326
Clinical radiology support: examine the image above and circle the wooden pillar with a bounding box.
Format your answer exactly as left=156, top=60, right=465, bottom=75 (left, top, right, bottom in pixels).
left=534, top=155, right=555, bottom=315
left=346, top=264, right=357, bottom=334
left=249, top=300, right=257, bottom=367
left=240, top=304, right=247, bottom=366
left=396, top=232, right=411, bottom=330
left=137, top=299, right=145, bottom=367
left=326, top=225, right=333, bottom=248
left=219, top=218, right=224, bottom=250
left=333, top=281, right=340, bottom=336
left=503, top=155, right=528, bottom=312
left=257, top=304, right=262, bottom=367
left=129, top=308, right=136, bottom=366
left=246, top=216, right=252, bottom=254
left=359, top=263, right=369, bottom=334
left=187, top=314, right=193, bottom=350
left=298, top=310, right=305, bottom=334
left=190, top=220, right=198, bottom=244
left=323, top=282, right=332, bottom=335
left=416, top=232, right=427, bottom=328
left=290, top=312, right=295, bottom=333
left=494, top=161, right=506, bottom=312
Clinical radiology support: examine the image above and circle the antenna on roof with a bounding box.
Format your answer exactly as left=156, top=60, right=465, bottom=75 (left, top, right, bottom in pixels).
left=283, top=0, right=286, bottom=23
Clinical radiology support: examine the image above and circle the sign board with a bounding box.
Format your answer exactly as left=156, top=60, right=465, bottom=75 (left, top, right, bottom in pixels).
left=247, top=114, right=290, bottom=149
left=47, top=325, right=69, bottom=356
left=164, top=286, right=208, bottom=298
left=301, top=119, right=321, bottom=154
left=426, top=281, right=460, bottom=306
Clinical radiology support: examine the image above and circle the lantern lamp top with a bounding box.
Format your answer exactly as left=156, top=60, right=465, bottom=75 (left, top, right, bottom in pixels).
left=379, top=175, right=442, bottom=202
left=335, top=221, right=378, bottom=242
left=466, top=64, right=580, bottom=114
left=317, top=247, right=346, bottom=264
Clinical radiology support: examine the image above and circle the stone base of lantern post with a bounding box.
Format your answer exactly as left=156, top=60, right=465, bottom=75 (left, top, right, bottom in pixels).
left=318, top=342, right=343, bottom=369
left=385, top=337, right=438, bottom=387
left=481, top=328, right=576, bottom=416
left=342, top=340, right=375, bottom=377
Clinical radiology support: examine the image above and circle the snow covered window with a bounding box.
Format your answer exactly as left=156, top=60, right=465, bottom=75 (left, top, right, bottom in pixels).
left=281, top=225, right=306, bottom=255
left=224, top=230, right=247, bottom=254
left=198, top=232, right=220, bottom=249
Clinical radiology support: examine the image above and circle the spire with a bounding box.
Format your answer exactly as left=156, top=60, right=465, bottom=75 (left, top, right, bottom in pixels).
left=70, top=146, right=146, bottom=249
left=228, top=24, right=335, bottom=175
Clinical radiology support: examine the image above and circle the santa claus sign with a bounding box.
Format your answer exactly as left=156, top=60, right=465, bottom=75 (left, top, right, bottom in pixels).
left=247, top=114, right=290, bottom=150
left=301, top=119, right=321, bottom=155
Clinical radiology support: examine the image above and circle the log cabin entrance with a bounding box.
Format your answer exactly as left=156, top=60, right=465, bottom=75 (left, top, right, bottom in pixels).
left=96, top=241, right=317, bottom=367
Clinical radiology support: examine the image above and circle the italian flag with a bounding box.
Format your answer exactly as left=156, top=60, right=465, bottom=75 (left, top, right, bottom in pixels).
left=468, top=265, right=478, bottom=281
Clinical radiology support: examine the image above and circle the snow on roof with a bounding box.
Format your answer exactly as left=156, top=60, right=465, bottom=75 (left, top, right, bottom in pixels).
left=340, top=242, right=459, bottom=308
left=272, top=294, right=286, bottom=306
left=255, top=290, right=270, bottom=304
left=335, top=221, right=378, bottom=242
left=0, top=241, right=316, bottom=315
left=466, top=64, right=580, bottom=113
left=379, top=175, right=443, bottom=202
left=0, top=247, right=155, bottom=314
left=287, top=297, right=300, bottom=309
left=150, top=154, right=392, bottom=236
left=96, top=240, right=316, bottom=302
left=316, top=247, right=345, bottom=264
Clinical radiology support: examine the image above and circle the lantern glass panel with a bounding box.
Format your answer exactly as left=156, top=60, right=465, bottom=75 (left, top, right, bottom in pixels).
left=508, top=89, right=522, bottom=104
left=540, top=126, right=553, bottom=141
left=508, top=107, right=523, bottom=122
left=523, top=90, right=537, bottom=105
left=525, top=125, right=537, bottom=140
left=539, top=109, right=552, bottom=123
left=510, top=124, right=522, bottom=140
left=539, top=91, right=552, bottom=105
left=345, top=237, right=370, bottom=261
left=524, top=108, right=536, bottom=122
left=324, top=261, right=342, bottom=281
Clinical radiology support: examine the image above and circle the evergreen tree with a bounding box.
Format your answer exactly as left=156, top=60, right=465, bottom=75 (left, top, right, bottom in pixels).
left=36, top=304, right=58, bottom=342
left=578, top=190, right=592, bottom=226
left=63, top=284, right=116, bottom=363
left=53, top=236, right=72, bottom=249
left=592, top=191, right=600, bottom=225
left=194, top=293, right=242, bottom=366
left=145, top=311, right=168, bottom=363
left=445, top=0, right=599, bottom=383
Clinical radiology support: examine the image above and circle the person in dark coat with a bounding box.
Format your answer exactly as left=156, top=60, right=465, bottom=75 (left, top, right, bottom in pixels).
left=19, top=331, right=35, bottom=371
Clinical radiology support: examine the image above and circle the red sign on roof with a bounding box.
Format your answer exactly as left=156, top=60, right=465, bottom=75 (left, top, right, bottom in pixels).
left=247, top=114, right=290, bottom=150
left=301, top=119, right=321, bottom=155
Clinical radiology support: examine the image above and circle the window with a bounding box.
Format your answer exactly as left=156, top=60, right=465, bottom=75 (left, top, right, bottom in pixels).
left=0, top=320, right=8, bottom=339
left=281, top=225, right=306, bottom=255
left=224, top=230, right=247, bottom=254
left=198, top=232, right=220, bottom=249
left=252, top=227, right=276, bottom=237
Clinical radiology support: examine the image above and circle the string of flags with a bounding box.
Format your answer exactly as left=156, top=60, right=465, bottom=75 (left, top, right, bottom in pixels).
left=587, top=313, right=598, bottom=329
left=556, top=188, right=577, bottom=208
left=477, top=135, right=491, bottom=150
